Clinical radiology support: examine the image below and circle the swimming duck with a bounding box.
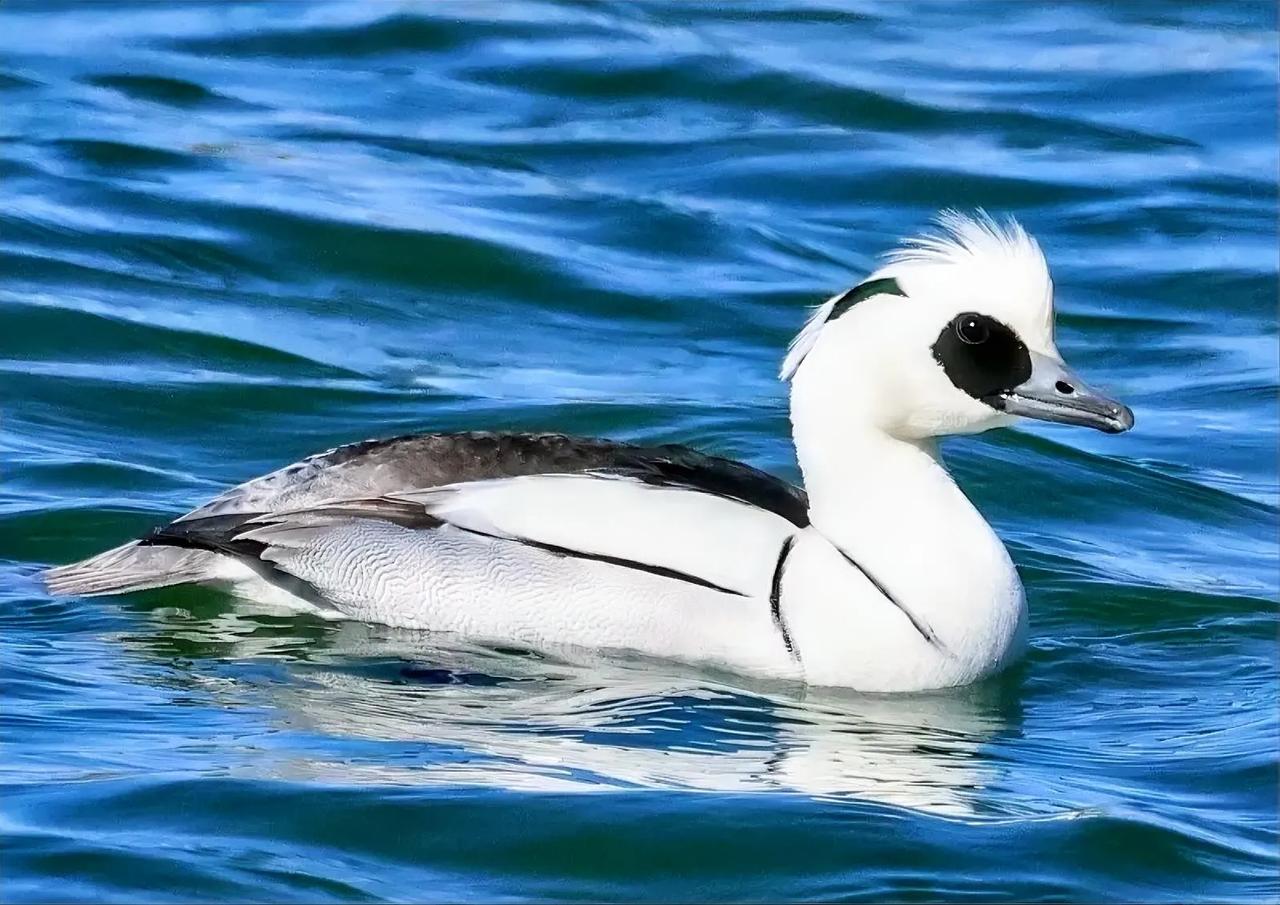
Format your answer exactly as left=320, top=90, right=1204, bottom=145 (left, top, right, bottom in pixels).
left=45, top=212, right=1133, bottom=692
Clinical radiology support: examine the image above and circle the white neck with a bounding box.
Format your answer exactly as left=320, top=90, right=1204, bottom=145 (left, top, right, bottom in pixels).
left=789, top=384, right=1025, bottom=667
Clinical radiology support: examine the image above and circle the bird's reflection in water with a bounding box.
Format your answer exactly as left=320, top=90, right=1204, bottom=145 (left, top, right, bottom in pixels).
left=126, top=607, right=1022, bottom=817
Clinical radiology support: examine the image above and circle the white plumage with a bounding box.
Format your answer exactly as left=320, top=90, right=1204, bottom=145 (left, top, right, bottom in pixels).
left=44, top=212, right=1133, bottom=692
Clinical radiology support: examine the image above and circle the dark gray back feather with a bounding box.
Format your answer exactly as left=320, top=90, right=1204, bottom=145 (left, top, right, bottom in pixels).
left=177, top=432, right=809, bottom=529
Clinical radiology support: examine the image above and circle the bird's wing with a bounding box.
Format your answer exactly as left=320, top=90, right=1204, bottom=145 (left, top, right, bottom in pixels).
left=175, top=431, right=810, bottom=529
left=149, top=471, right=799, bottom=602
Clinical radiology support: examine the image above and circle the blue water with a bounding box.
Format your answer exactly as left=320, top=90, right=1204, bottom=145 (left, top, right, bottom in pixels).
left=2, top=1, right=1277, bottom=901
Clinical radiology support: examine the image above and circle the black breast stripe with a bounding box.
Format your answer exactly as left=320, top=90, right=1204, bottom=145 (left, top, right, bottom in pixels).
left=770, top=535, right=798, bottom=658
left=833, top=546, right=948, bottom=654
left=453, top=524, right=748, bottom=598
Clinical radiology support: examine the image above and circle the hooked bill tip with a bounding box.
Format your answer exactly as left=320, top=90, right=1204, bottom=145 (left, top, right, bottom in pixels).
left=1103, top=404, right=1136, bottom=434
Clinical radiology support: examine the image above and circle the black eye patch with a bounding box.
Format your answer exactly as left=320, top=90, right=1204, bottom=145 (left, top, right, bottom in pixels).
left=931, top=313, right=1032, bottom=401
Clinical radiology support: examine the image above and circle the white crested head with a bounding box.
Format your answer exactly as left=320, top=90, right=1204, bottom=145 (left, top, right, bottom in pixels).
left=781, top=211, right=1056, bottom=383
left=784, top=211, right=1132, bottom=445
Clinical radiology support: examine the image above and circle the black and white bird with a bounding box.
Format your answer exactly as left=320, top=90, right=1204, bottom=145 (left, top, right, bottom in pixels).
left=45, top=212, right=1134, bottom=692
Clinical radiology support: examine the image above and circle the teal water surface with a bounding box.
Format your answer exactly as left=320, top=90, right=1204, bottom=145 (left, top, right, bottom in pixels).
left=2, top=2, right=1278, bottom=902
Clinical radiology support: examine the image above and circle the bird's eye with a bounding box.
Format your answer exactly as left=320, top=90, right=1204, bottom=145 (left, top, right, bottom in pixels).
left=955, top=314, right=990, bottom=345
left=932, top=311, right=1031, bottom=401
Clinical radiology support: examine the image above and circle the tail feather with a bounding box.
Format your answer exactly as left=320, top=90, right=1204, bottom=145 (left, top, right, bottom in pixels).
left=43, top=542, right=221, bottom=597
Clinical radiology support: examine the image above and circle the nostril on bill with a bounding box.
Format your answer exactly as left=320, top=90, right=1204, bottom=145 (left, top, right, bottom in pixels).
left=1055, top=380, right=1075, bottom=395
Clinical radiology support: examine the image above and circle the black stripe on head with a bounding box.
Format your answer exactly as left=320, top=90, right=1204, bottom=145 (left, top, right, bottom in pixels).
left=931, top=312, right=1032, bottom=402
left=827, top=277, right=906, bottom=323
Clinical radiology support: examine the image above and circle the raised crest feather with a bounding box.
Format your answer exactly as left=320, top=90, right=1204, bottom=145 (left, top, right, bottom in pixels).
left=779, top=210, right=1053, bottom=380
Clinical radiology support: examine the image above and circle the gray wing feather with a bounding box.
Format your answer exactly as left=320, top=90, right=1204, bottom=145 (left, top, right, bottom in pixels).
left=46, top=431, right=807, bottom=598
left=177, top=432, right=809, bottom=527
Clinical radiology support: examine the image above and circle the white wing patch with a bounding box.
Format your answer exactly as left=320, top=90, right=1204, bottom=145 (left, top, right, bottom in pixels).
left=384, top=473, right=797, bottom=597
left=235, top=472, right=798, bottom=601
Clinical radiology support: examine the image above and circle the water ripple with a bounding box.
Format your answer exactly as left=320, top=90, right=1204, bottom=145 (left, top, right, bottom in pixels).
left=2, top=0, right=1276, bottom=901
